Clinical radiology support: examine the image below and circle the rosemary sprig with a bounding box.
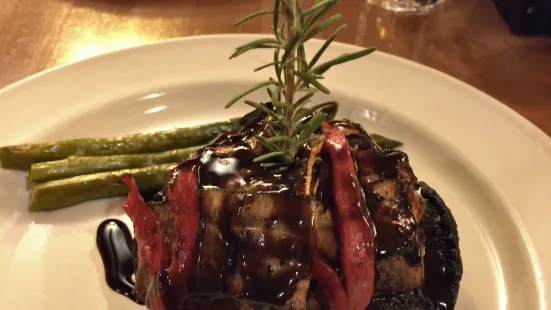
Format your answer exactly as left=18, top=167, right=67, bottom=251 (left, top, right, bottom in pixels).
left=226, top=0, right=375, bottom=168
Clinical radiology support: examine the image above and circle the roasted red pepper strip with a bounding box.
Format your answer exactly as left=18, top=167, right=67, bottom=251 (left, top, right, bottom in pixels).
left=322, top=122, right=375, bottom=309
left=121, top=175, right=169, bottom=310
left=312, top=254, right=350, bottom=310
left=166, top=164, right=200, bottom=294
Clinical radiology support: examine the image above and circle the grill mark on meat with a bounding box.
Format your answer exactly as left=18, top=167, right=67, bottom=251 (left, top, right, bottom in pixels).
left=177, top=190, right=316, bottom=307
left=193, top=190, right=233, bottom=293
left=228, top=192, right=315, bottom=305
left=356, top=150, right=424, bottom=265
left=328, top=120, right=426, bottom=294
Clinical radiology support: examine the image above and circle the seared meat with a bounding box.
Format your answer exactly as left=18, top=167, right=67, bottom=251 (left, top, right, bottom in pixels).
left=182, top=297, right=252, bottom=310
left=285, top=279, right=311, bottom=310
left=192, top=189, right=230, bottom=293
left=361, top=166, right=426, bottom=292
left=374, top=256, right=423, bottom=292
left=304, top=182, right=462, bottom=310
left=367, top=182, right=462, bottom=310
left=124, top=112, right=461, bottom=310
left=356, top=150, right=426, bottom=292
left=137, top=191, right=317, bottom=308
left=196, top=190, right=316, bottom=307
left=312, top=207, right=337, bottom=262
left=328, top=120, right=426, bottom=293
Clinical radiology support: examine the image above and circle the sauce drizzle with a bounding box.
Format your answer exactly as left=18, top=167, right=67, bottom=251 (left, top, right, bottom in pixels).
left=95, top=116, right=461, bottom=309
left=96, top=219, right=143, bottom=305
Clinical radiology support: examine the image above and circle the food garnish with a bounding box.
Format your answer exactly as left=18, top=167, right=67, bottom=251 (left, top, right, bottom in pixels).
left=0, top=118, right=401, bottom=212
left=29, top=163, right=176, bottom=212
left=321, top=122, right=375, bottom=308
left=107, top=114, right=462, bottom=309
left=226, top=0, right=375, bottom=167
left=0, top=0, right=463, bottom=309
left=0, top=119, right=238, bottom=170
left=29, top=147, right=199, bottom=183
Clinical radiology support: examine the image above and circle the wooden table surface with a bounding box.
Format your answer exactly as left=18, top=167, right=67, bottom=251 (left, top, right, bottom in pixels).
left=1, top=0, right=550, bottom=135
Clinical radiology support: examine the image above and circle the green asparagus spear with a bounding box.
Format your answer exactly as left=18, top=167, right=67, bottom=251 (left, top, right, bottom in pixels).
left=29, top=147, right=199, bottom=183
left=1, top=119, right=239, bottom=170
left=29, top=163, right=178, bottom=212
left=371, top=133, right=403, bottom=150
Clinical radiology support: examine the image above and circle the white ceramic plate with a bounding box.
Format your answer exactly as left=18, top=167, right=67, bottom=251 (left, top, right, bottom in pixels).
left=0, top=35, right=549, bottom=310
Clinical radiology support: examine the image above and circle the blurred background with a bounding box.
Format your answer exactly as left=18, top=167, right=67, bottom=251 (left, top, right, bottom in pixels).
left=0, top=0, right=550, bottom=133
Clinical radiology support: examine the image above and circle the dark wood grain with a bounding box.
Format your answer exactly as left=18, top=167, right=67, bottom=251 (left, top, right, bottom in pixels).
left=1, top=0, right=550, bottom=135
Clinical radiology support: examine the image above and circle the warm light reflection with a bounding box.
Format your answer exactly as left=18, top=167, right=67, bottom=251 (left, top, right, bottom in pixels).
left=379, top=27, right=387, bottom=39
left=364, top=109, right=381, bottom=121
left=141, top=93, right=165, bottom=101
left=13, top=223, right=51, bottom=265
left=210, top=158, right=237, bottom=175
left=144, top=106, right=167, bottom=114
left=375, top=17, right=387, bottom=39
left=61, top=26, right=149, bottom=64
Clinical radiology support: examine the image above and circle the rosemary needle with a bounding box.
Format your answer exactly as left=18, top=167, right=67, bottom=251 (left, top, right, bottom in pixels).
left=226, top=0, right=376, bottom=167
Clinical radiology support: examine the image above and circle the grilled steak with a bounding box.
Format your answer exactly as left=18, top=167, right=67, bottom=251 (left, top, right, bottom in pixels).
left=194, top=190, right=316, bottom=307
left=316, top=121, right=426, bottom=293
left=367, top=182, right=462, bottom=310
left=123, top=110, right=462, bottom=309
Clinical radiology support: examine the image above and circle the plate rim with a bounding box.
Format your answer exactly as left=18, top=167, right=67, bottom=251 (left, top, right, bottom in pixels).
left=2, top=34, right=549, bottom=151
left=0, top=34, right=549, bottom=309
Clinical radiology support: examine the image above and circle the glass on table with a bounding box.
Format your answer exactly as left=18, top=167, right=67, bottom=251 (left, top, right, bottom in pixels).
left=366, top=0, right=444, bottom=14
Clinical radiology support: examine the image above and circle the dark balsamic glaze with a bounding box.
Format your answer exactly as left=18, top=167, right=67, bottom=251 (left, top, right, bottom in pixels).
left=229, top=193, right=314, bottom=305
left=424, top=234, right=455, bottom=309
left=153, top=122, right=312, bottom=308
left=198, top=146, right=287, bottom=192
left=96, top=115, right=459, bottom=309
left=359, top=151, right=422, bottom=265
left=330, top=120, right=423, bottom=266
left=96, top=219, right=144, bottom=305
left=187, top=132, right=315, bottom=306
left=419, top=184, right=462, bottom=310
